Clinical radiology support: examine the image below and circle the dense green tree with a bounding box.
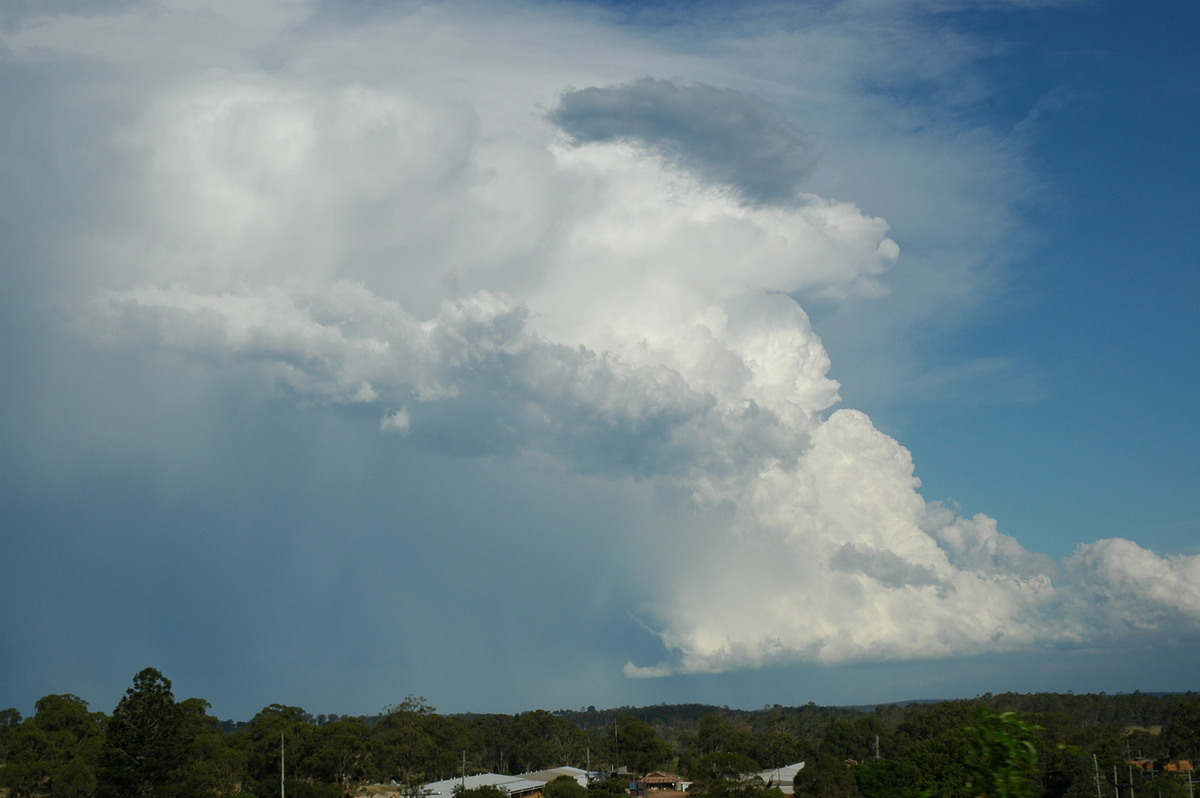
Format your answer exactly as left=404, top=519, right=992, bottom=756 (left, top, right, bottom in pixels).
left=51, top=755, right=98, bottom=797
left=821, top=718, right=885, bottom=762
left=688, top=752, right=767, bottom=798
left=587, top=776, right=631, bottom=798
left=964, top=706, right=1042, bottom=798
left=0, top=694, right=105, bottom=798
left=98, top=668, right=187, bottom=797
left=0, top=761, right=49, bottom=798
left=689, top=713, right=764, bottom=774
left=895, top=701, right=973, bottom=748
left=608, top=716, right=671, bottom=775
left=544, top=774, right=589, bottom=798
left=905, top=726, right=972, bottom=797
left=1040, top=745, right=1100, bottom=798
left=472, top=714, right=519, bottom=775
left=170, top=697, right=243, bottom=796
left=32, top=694, right=106, bottom=774
left=1146, top=773, right=1195, bottom=798
left=789, top=703, right=844, bottom=743
left=1163, top=695, right=1200, bottom=761
left=0, top=707, right=23, bottom=766
left=307, top=718, right=372, bottom=794
left=504, top=710, right=589, bottom=772
left=375, top=700, right=438, bottom=785
left=384, top=695, right=437, bottom=720
left=1122, top=726, right=1164, bottom=761
left=751, top=730, right=802, bottom=770
left=851, top=758, right=922, bottom=798
left=697, top=714, right=739, bottom=756
left=233, top=703, right=320, bottom=796
left=0, top=722, right=47, bottom=796
left=421, top=713, right=477, bottom=780
left=792, top=752, right=859, bottom=798
left=32, top=696, right=102, bottom=740
left=691, top=752, right=761, bottom=782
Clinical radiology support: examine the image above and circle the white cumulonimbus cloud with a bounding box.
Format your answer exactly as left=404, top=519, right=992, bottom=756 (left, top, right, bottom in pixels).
left=85, top=73, right=1200, bottom=677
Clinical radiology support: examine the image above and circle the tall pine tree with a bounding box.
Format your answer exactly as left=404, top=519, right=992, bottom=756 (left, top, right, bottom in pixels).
left=99, top=667, right=186, bottom=796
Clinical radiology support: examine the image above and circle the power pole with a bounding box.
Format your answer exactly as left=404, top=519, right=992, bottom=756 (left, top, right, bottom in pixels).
left=614, top=722, right=619, bottom=774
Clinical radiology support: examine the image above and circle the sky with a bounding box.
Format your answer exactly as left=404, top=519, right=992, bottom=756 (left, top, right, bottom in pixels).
left=1, top=0, right=1198, bottom=723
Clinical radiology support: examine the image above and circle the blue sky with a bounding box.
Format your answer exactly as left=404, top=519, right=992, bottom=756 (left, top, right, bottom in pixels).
left=869, top=0, right=1200, bottom=561
left=1, top=0, right=1197, bottom=722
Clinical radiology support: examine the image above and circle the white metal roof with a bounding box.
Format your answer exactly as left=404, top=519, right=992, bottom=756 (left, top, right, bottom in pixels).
left=424, top=773, right=549, bottom=797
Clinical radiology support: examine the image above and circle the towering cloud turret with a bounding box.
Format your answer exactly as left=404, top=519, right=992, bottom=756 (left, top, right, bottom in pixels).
left=86, top=76, right=1200, bottom=679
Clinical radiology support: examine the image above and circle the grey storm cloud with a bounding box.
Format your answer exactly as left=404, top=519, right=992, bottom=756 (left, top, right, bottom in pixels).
left=550, top=78, right=818, bottom=205
left=0, top=0, right=147, bottom=35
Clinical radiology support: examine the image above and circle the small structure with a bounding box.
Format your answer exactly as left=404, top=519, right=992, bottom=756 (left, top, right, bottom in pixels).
left=628, top=772, right=683, bottom=798
left=755, top=762, right=806, bottom=795
left=423, top=773, right=549, bottom=798
left=522, top=768, right=590, bottom=788
left=641, top=772, right=682, bottom=791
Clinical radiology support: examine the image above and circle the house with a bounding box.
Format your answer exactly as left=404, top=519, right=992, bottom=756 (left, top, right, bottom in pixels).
left=641, top=772, right=683, bottom=791
left=629, top=772, right=684, bottom=797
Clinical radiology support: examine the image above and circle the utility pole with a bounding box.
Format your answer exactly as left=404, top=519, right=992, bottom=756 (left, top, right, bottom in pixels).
left=1094, top=754, right=1103, bottom=798
left=281, top=732, right=286, bottom=798
left=614, top=722, right=619, bottom=774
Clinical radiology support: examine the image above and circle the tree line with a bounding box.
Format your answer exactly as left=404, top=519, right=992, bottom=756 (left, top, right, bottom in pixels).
left=1, top=667, right=1197, bottom=797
